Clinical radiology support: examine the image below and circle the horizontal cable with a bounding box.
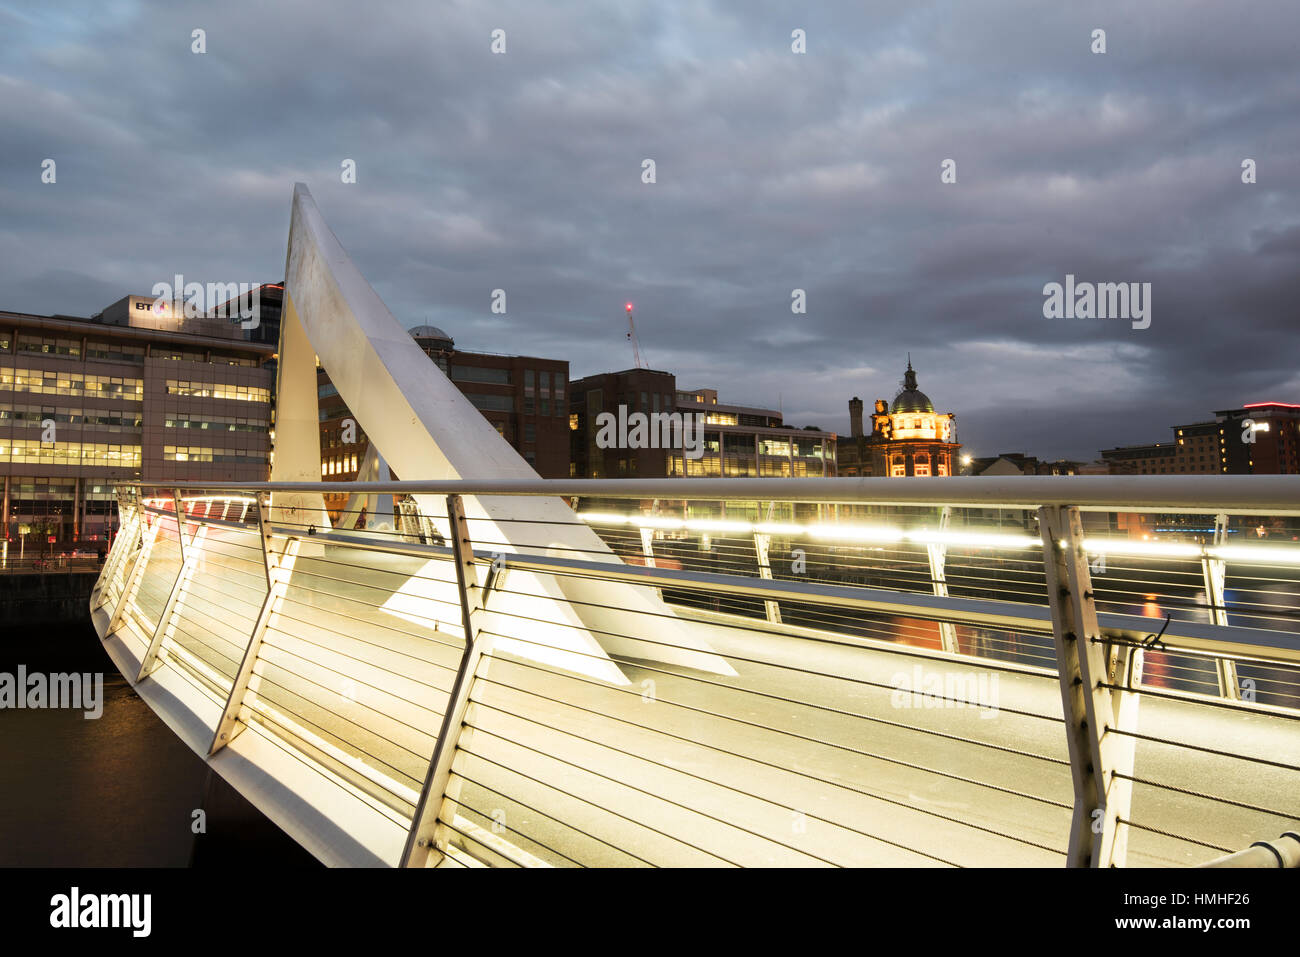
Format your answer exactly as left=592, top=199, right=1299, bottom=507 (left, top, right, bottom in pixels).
left=454, top=745, right=738, bottom=866
left=448, top=770, right=650, bottom=866
left=1116, top=817, right=1234, bottom=855
left=1115, top=772, right=1299, bottom=821
left=252, top=645, right=446, bottom=742
left=475, top=672, right=1071, bottom=856
left=1104, top=724, right=1300, bottom=772
left=467, top=660, right=1066, bottom=858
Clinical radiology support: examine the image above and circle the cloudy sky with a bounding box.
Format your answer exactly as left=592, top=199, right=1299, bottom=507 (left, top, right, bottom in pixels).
left=2, top=0, right=1298, bottom=461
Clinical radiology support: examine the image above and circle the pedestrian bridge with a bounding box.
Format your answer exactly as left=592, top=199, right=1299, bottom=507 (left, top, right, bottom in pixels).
left=90, top=476, right=1300, bottom=868
left=88, top=184, right=1300, bottom=867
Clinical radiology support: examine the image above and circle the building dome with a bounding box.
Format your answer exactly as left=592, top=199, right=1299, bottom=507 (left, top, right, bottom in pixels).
left=409, top=325, right=454, bottom=348
left=892, top=358, right=934, bottom=413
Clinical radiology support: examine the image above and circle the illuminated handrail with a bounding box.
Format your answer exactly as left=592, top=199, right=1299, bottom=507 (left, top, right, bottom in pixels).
left=157, top=475, right=1300, bottom=513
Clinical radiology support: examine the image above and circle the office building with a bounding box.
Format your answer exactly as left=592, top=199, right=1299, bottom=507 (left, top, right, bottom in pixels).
left=1101, top=401, right=1298, bottom=475
left=1, top=295, right=274, bottom=551
left=567, top=371, right=836, bottom=478
left=1215, top=402, right=1300, bottom=474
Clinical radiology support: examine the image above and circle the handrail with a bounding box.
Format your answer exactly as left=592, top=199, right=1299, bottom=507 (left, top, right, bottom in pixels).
left=1200, top=832, right=1300, bottom=867
left=143, top=475, right=1300, bottom=513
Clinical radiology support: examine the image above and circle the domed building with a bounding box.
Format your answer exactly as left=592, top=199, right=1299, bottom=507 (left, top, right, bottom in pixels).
left=838, top=358, right=960, bottom=477
left=409, top=324, right=455, bottom=373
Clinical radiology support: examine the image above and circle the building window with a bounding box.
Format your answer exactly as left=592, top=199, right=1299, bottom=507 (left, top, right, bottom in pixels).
left=450, top=365, right=510, bottom=385
left=465, top=392, right=514, bottom=412
left=525, top=423, right=536, bottom=443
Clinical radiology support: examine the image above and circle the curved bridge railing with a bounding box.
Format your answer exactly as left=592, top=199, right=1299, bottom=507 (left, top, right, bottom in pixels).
left=90, top=475, right=1300, bottom=867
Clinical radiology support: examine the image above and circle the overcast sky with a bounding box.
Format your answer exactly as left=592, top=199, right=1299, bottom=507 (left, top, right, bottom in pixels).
left=2, top=0, right=1298, bottom=461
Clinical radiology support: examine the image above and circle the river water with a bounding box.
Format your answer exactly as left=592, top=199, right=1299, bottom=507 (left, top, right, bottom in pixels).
left=0, top=620, right=318, bottom=867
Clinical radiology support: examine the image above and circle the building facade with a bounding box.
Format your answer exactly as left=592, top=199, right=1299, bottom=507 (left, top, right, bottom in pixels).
left=1101, top=402, right=1299, bottom=475
left=838, top=360, right=960, bottom=477
left=567, top=372, right=836, bottom=478
left=965, top=453, right=1092, bottom=476
left=568, top=368, right=677, bottom=478
left=671, top=387, right=835, bottom=478
left=1216, top=402, right=1300, bottom=474
left=1, top=297, right=274, bottom=551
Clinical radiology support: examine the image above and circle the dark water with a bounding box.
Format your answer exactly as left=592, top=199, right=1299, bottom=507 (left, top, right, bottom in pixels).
left=0, top=619, right=319, bottom=868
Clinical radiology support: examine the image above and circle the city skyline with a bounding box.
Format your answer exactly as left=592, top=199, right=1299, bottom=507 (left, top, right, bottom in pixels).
left=2, top=1, right=1298, bottom=463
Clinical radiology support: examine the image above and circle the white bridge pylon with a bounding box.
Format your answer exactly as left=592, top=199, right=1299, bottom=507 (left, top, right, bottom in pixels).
left=275, top=183, right=735, bottom=684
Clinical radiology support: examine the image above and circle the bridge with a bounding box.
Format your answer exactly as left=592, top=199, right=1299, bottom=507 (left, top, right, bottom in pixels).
left=89, top=186, right=1300, bottom=867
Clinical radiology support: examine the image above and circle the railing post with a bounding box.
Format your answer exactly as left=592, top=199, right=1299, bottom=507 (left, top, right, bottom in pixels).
left=171, top=488, right=187, bottom=563
left=209, top=491, right=298, bottom=754
left=1201, top=512, right=1240, bottom=700
left=106, top=492, right=162, bottom=637
left=752, top=501, right=782, bottom=624
left=926, top=505, right=959, bottom=653
left=1038, top=505, right=1141, bottom=868
left=137, top=491, right=203, bottom=681
left=638, top=499, right=664, bottom=601
left=402, top=493, right=494, bottom=867
left=639, top=526, right=657, bottom=568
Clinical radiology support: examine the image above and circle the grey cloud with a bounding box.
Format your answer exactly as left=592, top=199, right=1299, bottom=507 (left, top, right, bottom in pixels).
left=1, top=0, right=1297, bottom=462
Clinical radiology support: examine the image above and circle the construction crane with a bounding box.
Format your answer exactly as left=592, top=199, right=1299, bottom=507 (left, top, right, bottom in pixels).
left=625, top=302, right=648, bottom=369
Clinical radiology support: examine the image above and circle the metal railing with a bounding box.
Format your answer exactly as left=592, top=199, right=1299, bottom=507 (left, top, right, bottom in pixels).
left=90, top=476, right=1300, bottom=868
left=0, top=556, right=105, bottom=574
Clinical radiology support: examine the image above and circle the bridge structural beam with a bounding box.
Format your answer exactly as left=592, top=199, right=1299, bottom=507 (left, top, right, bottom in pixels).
left=1038, top=505, right=1141, bottom=868
left=926, top=505, right=958, bottom=654
left=209, top=492, right=298, bottom=754
left=402, top=493, right=494, bottom=867
left=137, top=491, right=203, bottom=681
